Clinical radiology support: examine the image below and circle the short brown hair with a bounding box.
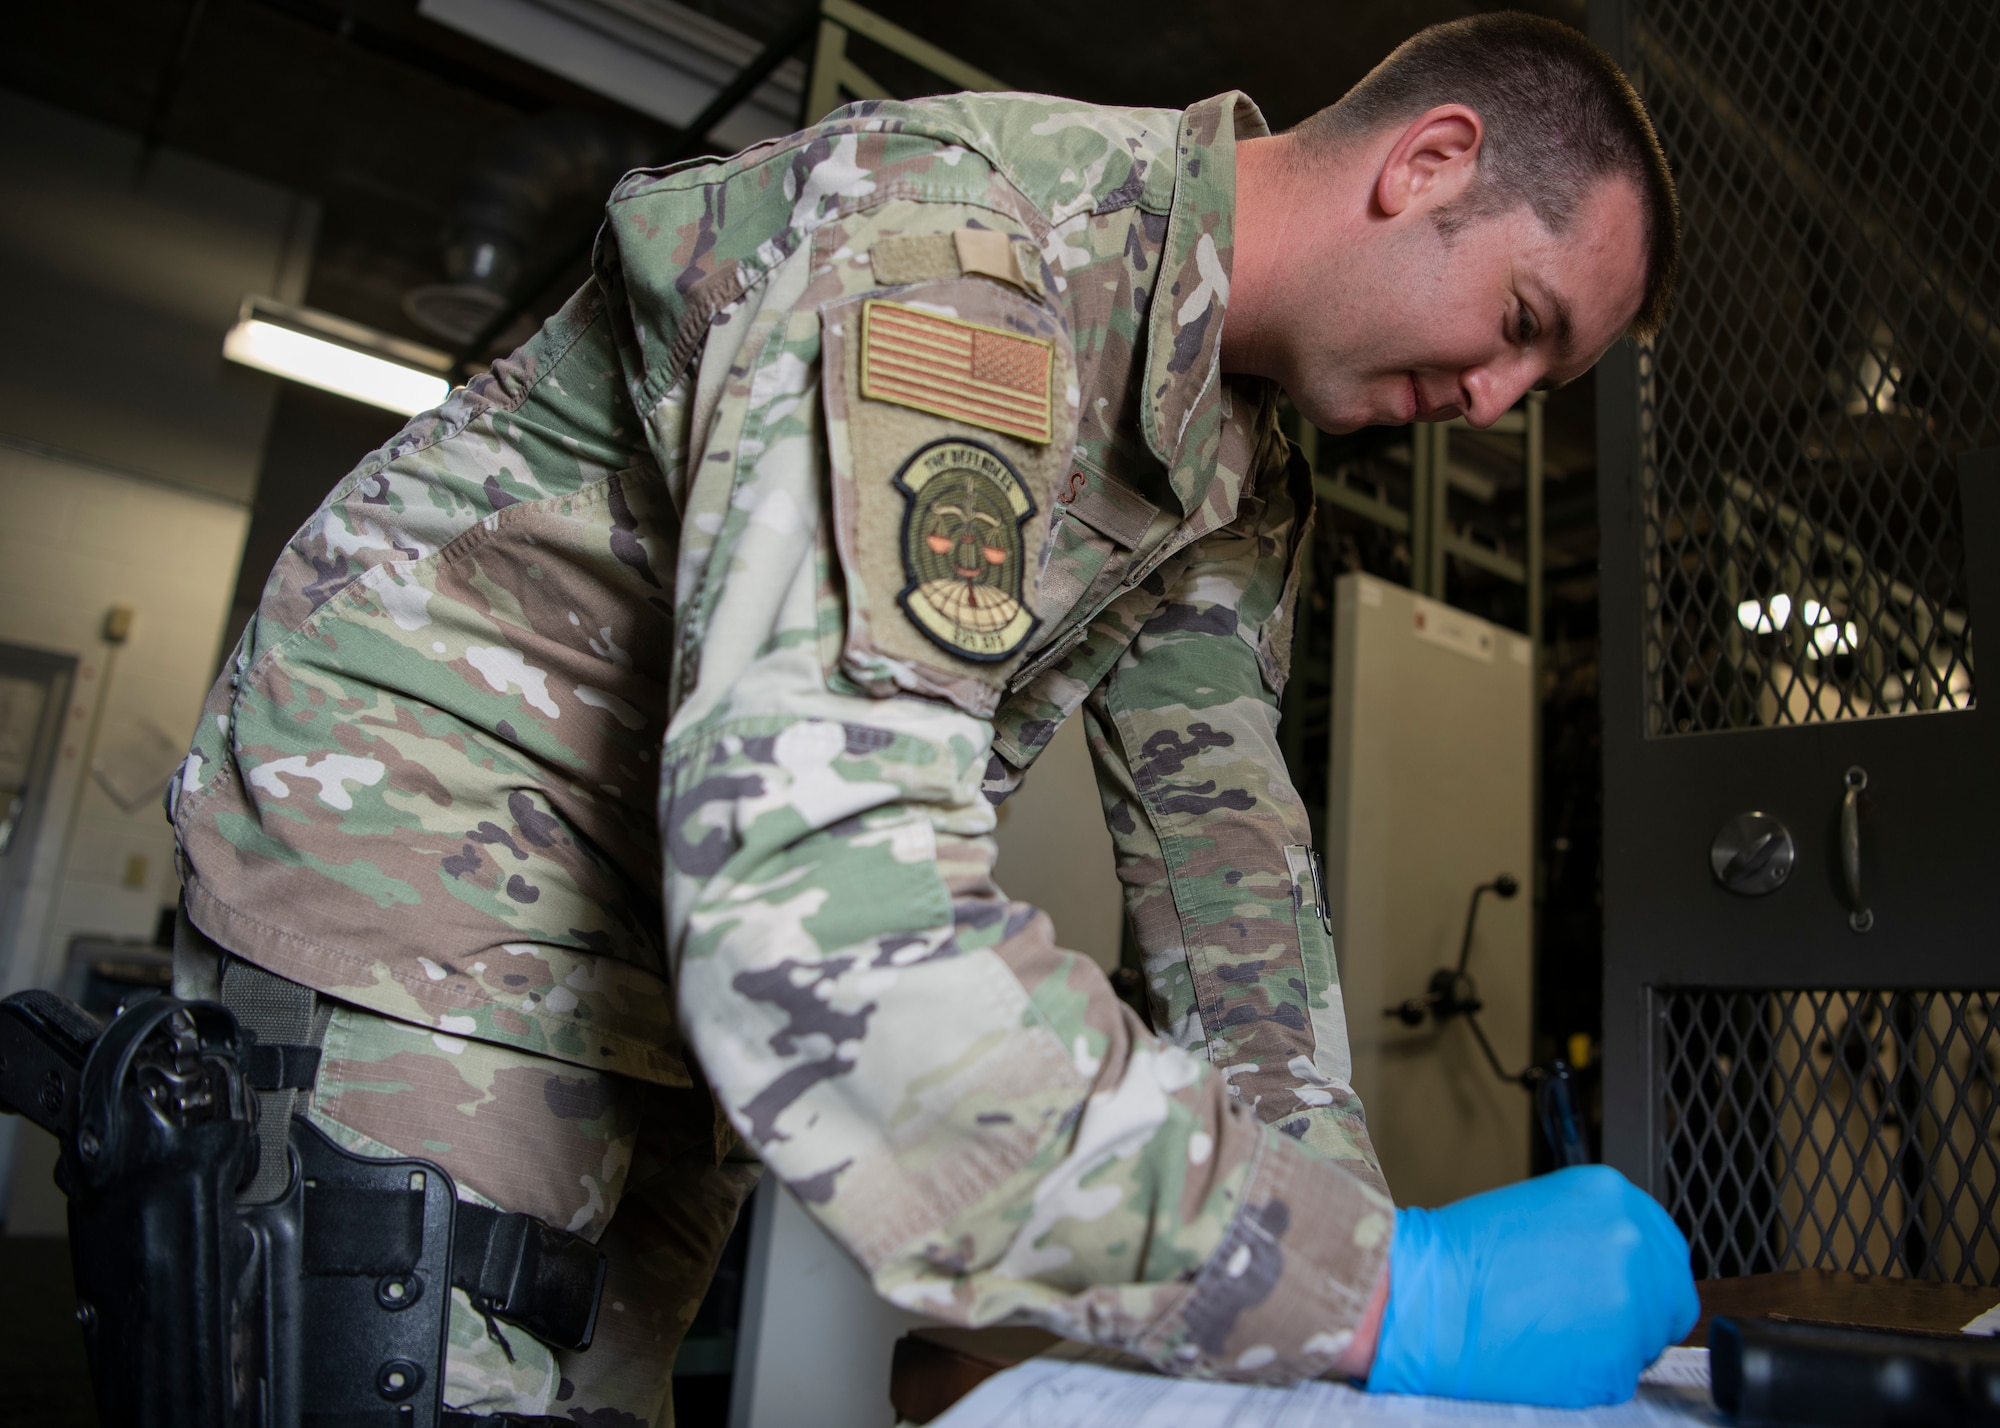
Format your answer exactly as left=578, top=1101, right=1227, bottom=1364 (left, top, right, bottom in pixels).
left=1293, top=13, right=1680, bottom=339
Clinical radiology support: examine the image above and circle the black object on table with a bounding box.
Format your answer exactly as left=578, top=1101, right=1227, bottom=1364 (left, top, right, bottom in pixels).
left=1711, top=1314, right=2000, bottom=1426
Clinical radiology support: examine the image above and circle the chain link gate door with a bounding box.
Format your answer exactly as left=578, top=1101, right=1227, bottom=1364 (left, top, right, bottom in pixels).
left=1592, top=0, right=2000, bottom=1284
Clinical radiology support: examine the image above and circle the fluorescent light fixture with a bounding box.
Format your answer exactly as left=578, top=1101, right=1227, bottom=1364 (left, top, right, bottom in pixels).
left=1736, top=594, right=1792, bottom=633
left=224, top=297, right=451, bottom=416
left=1812, top=620, right=1860, bottom=655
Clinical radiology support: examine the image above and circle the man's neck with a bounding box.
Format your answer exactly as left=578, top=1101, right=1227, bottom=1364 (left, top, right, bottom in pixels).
left=1221, top=132, right=1368, bottom=381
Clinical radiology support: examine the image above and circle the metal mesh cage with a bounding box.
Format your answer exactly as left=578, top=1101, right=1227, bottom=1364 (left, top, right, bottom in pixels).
left=1658, top=989, right=2000, bottom=1283
left=1627, top=1, right=2000, bottom=735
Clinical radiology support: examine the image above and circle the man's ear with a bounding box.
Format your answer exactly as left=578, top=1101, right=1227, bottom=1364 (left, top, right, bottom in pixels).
left=1375, top=105, right=1484, bottom=219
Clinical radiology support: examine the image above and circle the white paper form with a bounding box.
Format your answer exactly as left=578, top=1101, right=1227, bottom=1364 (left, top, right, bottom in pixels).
left=1639, top=1348, right=1711, bottom=1390
left=929, top=1350, right=1723, bottom=1428
left=1962, top=1303, right=2000, bottom=1336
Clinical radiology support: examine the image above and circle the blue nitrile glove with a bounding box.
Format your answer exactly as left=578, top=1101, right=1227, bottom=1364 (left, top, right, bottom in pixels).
left=1367, top=1164, right=1699, bottom=1408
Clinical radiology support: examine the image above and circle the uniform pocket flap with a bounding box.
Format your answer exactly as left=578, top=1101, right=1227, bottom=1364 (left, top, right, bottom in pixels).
left=1059, top=465, right=1160, bottom=549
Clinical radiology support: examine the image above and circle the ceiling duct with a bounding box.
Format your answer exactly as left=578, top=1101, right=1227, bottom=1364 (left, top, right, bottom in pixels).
left=403, top=109, right=655, bottom=346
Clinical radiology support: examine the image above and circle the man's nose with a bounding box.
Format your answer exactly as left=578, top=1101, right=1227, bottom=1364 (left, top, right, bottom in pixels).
left=1460, top=358, right=1540, bottom=429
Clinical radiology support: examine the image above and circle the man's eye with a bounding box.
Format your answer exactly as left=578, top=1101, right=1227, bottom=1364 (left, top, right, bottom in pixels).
left=1516, top=303, right=1539, bottom=345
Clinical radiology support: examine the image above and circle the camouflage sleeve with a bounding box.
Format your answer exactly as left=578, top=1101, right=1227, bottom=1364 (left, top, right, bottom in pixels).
left=1082, top=452, right=1384, bottom=1187
left=611, top=149, right=1392, bottom=1381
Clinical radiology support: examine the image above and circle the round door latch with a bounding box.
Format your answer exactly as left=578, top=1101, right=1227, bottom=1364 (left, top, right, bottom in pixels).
left=1711, top=811, right=1795, bottom=895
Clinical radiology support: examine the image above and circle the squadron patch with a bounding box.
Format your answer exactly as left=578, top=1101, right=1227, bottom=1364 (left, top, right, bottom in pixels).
left=894, top=439, right=1041, bottom=662
left=860, top=300, right=1054, bottom=444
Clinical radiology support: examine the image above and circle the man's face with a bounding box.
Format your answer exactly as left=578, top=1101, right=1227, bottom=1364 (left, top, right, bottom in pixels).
left=1286, top=176, right=1648, bottom=434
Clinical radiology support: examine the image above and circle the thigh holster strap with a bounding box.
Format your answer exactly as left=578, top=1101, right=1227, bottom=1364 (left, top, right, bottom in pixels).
left=211, top=940, right=608, bottom=1354
left=245, top=1039, right=324, bottom=1090
left=453, top=1204, right=607, bottom=1352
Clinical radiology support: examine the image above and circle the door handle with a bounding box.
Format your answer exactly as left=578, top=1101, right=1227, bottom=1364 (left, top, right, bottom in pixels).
left=1841, top=766, right=1872, bottom=933
left=1711, top=811, right=1795, bottom=895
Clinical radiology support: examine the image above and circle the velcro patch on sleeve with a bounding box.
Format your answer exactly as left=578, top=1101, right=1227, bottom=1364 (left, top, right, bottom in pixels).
left=869, top=233, right=958, bottom=286
left=860, top=300, right=1055, bottom=445
left=952, top=229, right=1043, bottom=297
left=869, top=231, right=1044, bottom=297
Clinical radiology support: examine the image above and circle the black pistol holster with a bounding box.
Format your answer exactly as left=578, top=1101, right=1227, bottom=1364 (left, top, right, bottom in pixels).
left=0, top=972, right=606, bottom=1428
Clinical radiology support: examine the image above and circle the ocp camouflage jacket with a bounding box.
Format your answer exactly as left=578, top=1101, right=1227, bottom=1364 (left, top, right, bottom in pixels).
left=171, top=89, right=1393, bottom=1380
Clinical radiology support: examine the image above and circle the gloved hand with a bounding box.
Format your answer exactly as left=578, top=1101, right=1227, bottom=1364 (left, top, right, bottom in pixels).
left=1366, top=1164, right=1699, bottom=1407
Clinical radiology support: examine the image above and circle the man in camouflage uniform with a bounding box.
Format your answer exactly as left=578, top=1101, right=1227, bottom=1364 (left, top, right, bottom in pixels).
left=169, top=15, right=1688, bottom=1423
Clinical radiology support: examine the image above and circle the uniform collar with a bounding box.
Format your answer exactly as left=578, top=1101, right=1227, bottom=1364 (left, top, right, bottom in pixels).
left=1141, top=91, right=1271, bottom=514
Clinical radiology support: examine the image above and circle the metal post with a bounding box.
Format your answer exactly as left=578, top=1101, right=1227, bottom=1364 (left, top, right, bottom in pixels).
left=1428, top=423, right=1451, bottom=599
left=804, top=17, right=849, bottom=125
left=1525, top=391, right=1546, bottom=1009
left=805, top=0, right=1008, bottom=124
left=1409, top=425, right=1432, bottom=597
left=1526, top=392, right=1545, bottom=652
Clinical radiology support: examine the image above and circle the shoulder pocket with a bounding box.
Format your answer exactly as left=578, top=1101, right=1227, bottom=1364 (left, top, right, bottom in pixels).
left=820, top=276, right=1078, bottom=717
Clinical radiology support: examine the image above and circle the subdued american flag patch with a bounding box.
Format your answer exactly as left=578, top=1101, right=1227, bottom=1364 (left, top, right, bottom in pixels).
left=859, top=299, right=1054, bottom=444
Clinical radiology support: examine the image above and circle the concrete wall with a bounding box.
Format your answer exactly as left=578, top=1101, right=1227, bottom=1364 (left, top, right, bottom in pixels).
left=0, top=82, right=314, bottom=978
left=0, top=447, right=251, bottom=1233
left=0, top=85, right=313, bottom=993
left=0, top=447, right=251, bottom=997
left=0, top=89, right=312, bottom=1227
